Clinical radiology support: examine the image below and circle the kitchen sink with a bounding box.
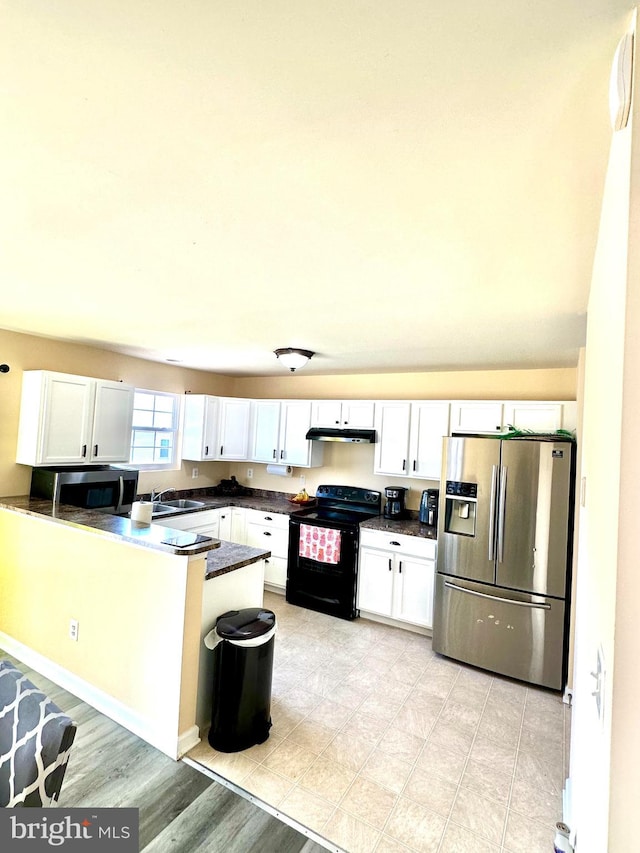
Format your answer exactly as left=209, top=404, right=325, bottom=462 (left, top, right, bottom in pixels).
left=151, top=503, right=177, bottom=516
left=161, top=499, right=206, bottom=509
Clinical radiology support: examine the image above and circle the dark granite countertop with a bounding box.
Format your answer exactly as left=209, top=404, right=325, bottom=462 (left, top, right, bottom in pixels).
left=0, top=496, right=221, bottom=556
left=360, top=513, right=437, bottom=540
left=205, top=542, right=271, bottom=580
left=142, top=490, right=310, bottom=518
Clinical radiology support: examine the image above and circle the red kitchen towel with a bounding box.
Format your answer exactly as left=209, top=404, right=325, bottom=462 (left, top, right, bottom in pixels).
left=299, top=524, right=342, bottom=565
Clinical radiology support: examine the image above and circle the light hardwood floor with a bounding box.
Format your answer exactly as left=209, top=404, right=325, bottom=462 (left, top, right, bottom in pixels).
left=1, top=652, right=328, bottom=853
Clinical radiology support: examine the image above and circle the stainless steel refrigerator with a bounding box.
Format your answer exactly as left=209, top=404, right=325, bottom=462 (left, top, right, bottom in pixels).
left=432, top=436, right=575, bottom=690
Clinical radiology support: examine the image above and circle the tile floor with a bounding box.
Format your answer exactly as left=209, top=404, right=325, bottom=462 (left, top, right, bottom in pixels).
left=187, top=591, right=570, bottom=853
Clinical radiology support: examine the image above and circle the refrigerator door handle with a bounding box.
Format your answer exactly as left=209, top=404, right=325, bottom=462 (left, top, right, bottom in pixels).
left=488, top=465, right=498, bottom=561
left=497, top=465, right=508, bottom=563
left=444, top=581, right=551, bottom=610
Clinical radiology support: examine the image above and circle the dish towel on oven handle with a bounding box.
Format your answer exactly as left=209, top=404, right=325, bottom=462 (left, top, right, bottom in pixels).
left=299, top=523, right=342, bottom=564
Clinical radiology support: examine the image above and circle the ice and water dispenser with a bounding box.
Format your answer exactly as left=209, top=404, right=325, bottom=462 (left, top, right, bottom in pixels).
left=444, top=481, right=478, bottom=536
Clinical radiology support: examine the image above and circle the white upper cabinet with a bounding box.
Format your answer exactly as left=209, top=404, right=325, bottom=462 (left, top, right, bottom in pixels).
left=16, top=371, right=134, bottom=466
left=182, top=395, right=251, bottom=462
left=409, top=402, right=451, bottom=480
left=503, top=401, right=577, bottom=433
left=249, top=400, right=282, bottom=463
left=217, top=398, right=251, bottom=461
left=182, top=395, right=220, bottom=460
left=90, top=380, right=136, bottom=462
left=451, top=400, right=577, bottom=435
left=374, top=401, right=450, bottom=480
left=374, top=402, right=412, bottom=476
left=249, top=400, right=323, bottom=468
left=311, top=400, right=375, bottom=429
left=449, top=401, right=504, bottom=434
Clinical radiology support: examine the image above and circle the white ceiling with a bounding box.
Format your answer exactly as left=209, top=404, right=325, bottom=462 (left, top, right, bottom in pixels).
left=0, top=2, right=633, bottom=376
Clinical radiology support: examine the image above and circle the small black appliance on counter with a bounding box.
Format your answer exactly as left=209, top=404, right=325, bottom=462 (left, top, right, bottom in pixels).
left=210, top=475, right=250, bottom=497
left=419, top=488, right=439, bottom=530
left=383, top=486, right=408, bottom=520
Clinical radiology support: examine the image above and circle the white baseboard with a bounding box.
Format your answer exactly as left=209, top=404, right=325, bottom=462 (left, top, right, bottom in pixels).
left=177, top=726, right=201, bottom=758
left=0, top=631, right=186, bottom=761
left=358, top=611, right=431, bottom=636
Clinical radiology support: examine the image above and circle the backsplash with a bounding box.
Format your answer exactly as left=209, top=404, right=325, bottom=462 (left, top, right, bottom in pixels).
left=229, top=441, right=439, bottom=512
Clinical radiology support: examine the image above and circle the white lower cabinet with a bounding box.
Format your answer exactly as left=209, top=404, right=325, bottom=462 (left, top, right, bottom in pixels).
left=160, top=509, right=220, bottom=539
left=245, top=510, right=289, bottom=590
left=218, top=507, right=246, bottom=543
left=358, top=529, right=436, bottom=629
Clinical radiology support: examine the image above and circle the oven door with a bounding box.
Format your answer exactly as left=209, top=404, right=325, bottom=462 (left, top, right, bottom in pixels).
left=286, top=517, right=359, bottom=620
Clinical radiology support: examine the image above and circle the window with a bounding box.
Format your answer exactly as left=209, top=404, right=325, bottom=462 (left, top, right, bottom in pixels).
left=130, top=390, right=180, bottom=469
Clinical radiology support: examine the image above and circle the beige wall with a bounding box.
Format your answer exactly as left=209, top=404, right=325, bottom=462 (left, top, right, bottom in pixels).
left=233, top=367, right=577, bottom=401
left=569, top=12, right=636, bottom=849
left=608, top=12, right=640, bottom=845
left=0, top=507, right=204, bottom=757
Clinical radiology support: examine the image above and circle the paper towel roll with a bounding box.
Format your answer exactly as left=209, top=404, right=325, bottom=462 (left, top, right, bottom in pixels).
left=131, top=501, right=153, bottom=524
left=266, top=464, right=293, bottom=477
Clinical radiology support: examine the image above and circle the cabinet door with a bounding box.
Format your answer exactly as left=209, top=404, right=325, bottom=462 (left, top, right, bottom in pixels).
left=409, top=402, right=450, bottom=480
left=502, top=402, right=563, bottom=433
left=279, top=400, right=313, bottom=467
left=341, top=401, right=375, bottom=428
left=310, top=400, right=343, bottom=427
left=393, top=555, right=435, bottom=628
left=373, top=402, right=411, bottom=475
left=357, top=547, right=394, bottom=616
left=450, top=402, right=504, bottom=434
left=218, top=507, right=232, bottom=541
left=250, top=400, right=281, bottom=463
left=264, top=556, right=288, bottom=588
left=90, top=381, right=135, bottom=463
left=39, top=373, right=95, bottom=465
left=217, top=398, right=251, bottom=460
left=230, top=508, right=246, bottom=544
left=182, top=396, right=219, bottom=460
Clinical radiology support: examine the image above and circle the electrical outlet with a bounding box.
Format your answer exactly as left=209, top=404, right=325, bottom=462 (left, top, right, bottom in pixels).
left=299, top=475, right=306, bottom=488
left=247, top=468, right=253, bottom=479
left=69, top=619, right=79, bottom=642
left=192, top=467, right=199, bottom=479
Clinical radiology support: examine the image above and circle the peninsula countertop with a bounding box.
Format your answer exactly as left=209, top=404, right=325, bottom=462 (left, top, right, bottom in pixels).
left=0, top=496, right=221, bottom=556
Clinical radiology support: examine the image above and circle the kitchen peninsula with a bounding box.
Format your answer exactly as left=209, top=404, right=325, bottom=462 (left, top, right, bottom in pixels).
left=0, top=497, right=270, bottom=760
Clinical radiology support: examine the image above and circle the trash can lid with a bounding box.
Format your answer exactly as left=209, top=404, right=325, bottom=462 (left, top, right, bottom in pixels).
left=216, top=608, right=276, bottom=641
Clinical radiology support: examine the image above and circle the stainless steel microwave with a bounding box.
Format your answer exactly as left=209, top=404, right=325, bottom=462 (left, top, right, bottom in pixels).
left=30, top=466, right=139, bottom=515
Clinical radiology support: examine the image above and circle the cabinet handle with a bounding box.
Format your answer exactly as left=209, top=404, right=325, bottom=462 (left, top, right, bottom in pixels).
left=389, top=540, right=401, bottom=546
left=205, top=445, right=209, bottom=456
left=412, top=460, right=416, bottom=471
left=402, top=459, right=406, bottom=471
left=263, top=531, right=272, bottom=536
left=220, top=445, right=223, bottom=455
left=335, top=420, right=340, bottom=424
left=82, top=444, right=87, bottom=458
left=265, top=516, right=272, bottom=521
left=399, top=561, right=403, bottom=574
left=344, top=420, right=348, bottom=425
left=94, top=444, right=98, bottom=456
left=273, top=449, right=277, bottom=459
left=388, top=558, right=392, bottom=571
left=280, top=450, right=284, bottom=459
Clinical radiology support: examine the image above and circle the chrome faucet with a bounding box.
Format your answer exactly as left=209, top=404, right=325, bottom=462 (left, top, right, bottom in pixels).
left=151, top=487, right=176, bottom=503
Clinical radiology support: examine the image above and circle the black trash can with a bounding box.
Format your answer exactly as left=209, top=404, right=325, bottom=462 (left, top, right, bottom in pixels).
left=206, top=607, right=276, bottom=753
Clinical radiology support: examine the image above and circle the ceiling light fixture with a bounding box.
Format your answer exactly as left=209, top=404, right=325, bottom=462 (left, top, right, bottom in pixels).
left=274, top=348, right=315, bottom=372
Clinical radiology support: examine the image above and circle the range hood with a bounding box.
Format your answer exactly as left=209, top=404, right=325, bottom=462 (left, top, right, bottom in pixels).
left=305, top=427, right=377, bottom=443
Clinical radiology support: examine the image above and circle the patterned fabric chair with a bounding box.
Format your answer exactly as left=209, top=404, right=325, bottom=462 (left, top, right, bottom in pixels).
left=0, top=660, right=76, bottom=807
